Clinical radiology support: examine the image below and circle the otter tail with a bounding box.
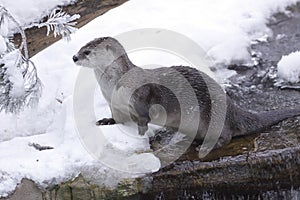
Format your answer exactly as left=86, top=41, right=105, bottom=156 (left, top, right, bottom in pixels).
left=247, top=106, right=300, bottom=135
left=230, top=105, right=300, bottom=137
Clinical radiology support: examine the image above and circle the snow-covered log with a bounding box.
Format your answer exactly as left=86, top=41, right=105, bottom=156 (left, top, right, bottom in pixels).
left=13, top=0, right=128, bottom=58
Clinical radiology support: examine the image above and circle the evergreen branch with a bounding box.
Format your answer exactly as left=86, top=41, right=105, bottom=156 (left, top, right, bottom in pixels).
left=0, top=6, right=29, bottom=67
left=0, top=6, right=42, bottom=114
left=36, top=8, right=80, bottom=41
left=0, top=6, right=80, bottom=113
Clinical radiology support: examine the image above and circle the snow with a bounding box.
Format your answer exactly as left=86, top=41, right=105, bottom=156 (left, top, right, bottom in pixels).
left=277, top=51, right=300, bottom=83
left=0, top=0, right=299, bottom=197
left=0, top=36, right=6, bottom=54
left=2, top=50, right=25, bottom=98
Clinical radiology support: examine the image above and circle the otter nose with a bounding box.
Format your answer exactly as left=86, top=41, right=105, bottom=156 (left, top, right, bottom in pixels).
left=73, top=55, right=78, bottom=62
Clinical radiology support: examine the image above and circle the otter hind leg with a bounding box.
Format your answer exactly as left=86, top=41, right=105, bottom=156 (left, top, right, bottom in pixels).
left=131, top=85, right=154, bottom=136
left=96, top=118, right=116, bottom=126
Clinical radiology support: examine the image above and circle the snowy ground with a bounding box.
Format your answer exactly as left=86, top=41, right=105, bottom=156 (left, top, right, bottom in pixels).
left=0, top=0, right=300, bottom=197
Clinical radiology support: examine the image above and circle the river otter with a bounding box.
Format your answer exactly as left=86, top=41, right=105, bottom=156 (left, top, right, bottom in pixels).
left=73, top=37, right=300, bottom=149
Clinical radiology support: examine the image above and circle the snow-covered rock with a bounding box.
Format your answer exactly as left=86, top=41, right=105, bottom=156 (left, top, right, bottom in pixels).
left=277, top=51, right=300, bottom=83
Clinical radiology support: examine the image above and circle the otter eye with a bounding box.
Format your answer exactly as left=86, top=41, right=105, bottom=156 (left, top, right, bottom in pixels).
left=83, top=50, right=91, bottom=56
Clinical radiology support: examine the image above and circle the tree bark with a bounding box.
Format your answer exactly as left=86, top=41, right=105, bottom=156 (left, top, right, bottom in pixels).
left=13, top=0, right=128, bottom=58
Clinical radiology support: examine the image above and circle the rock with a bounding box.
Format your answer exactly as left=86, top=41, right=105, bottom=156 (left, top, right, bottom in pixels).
left=5, top=179, right=42, bottom=200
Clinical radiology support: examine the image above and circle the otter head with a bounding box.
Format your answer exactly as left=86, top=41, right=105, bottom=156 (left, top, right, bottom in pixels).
left=73, top=37, right=126, bottom=71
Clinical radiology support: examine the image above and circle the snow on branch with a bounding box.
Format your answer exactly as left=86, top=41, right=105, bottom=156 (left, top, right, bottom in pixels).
left=0, top=5, right=79, bottom=113
left=36, top=8, right=80, bottom=41
left=0, top=6, right=42, bottom=114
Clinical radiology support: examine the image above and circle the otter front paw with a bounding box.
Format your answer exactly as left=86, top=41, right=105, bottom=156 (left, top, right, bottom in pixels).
left=96, top=118, right=116, bottom=126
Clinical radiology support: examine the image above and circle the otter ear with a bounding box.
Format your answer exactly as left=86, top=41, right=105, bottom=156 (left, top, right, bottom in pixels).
left=106, top=44, right=115, bottom=52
